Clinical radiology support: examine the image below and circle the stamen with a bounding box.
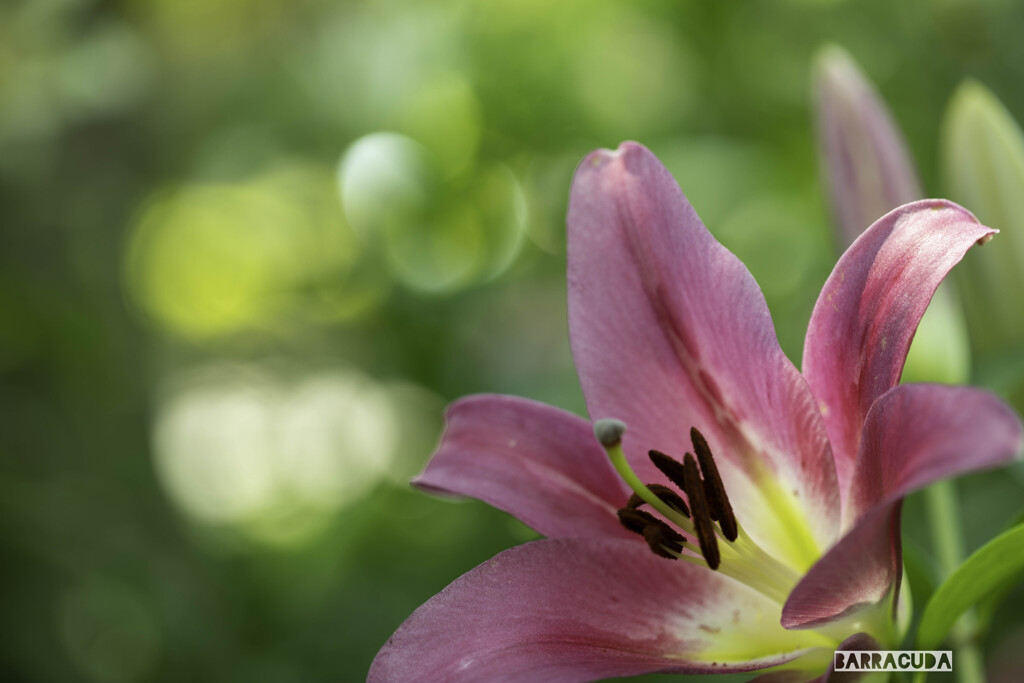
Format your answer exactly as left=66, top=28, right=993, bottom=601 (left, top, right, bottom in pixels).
left=617, top=509, right=685, bottom=560
left=616, top=508, right=662, bottom=534
left=682, top=453, right=721, bottom=570
left=691, top=428, right=738, bottom=542
left=641, top=524, right=685, bottom=559
left=626, top=484, right=690, bottom=518
left=648, top=449, right=688, bottom=491
left=595, top=420, right=808, bottom=603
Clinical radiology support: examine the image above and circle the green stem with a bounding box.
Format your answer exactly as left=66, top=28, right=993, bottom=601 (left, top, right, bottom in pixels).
left=927, top=480, right=964, bottom=578
left=925, top=480, right=985, bottom=683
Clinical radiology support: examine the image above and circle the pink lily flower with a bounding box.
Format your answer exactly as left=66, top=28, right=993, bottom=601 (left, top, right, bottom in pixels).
left=370, top=142, right=1023, bottom=682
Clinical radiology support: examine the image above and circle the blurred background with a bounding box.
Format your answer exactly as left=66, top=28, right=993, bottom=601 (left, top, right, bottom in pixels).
left=2, top=0, right=1024, bottom=681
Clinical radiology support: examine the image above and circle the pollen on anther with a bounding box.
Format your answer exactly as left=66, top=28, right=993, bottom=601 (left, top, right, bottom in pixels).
left=627, top=484, right=690, bottom=518
left=617, top=509, right=686, bottom=560
left=642, top=525, right=684, bottom=559
left=649, top=450, right=688, bottom=491
left=617, top=508, right=661, bottom=534
left=691, top=428, right=738, bottom=542
left=683, top=452, right=721, bottom=570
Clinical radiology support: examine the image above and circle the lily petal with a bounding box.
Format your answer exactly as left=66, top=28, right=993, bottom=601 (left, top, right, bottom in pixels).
left=750, top=632, right=880, bottom=683
left=414, top=395, right=632, bottom=540
left=567, top=141, right=839, bottom=569
left=802, top=200, right=995, bottom=499
left=847, top=384, right=1023, bottom=524
left=370, top=538, right=832, bottom=683
left=782, top=384, right=1023, bottom=629
left=781, top=503, right=901, bottom=630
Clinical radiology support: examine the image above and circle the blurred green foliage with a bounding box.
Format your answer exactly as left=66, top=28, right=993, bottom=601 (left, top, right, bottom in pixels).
left=2, top=0, right=1024, bottom=681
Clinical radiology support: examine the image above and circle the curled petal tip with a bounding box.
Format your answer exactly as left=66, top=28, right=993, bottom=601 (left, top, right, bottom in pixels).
left=581, top=141, right=647, bottom=169
left=594, top=418, right=627, bottom=447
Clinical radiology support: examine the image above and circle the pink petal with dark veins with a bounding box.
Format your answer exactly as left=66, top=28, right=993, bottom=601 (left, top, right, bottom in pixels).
left=414, top=395, right=633, bottom=541
left=783, top=384, right=1022, bottom=629
left=781, top=503, right=901, bottom=630
left=371, top=538, right=828, bottom=683
left=803, top=200, right=994, bottom=501
left=567, top=142, right=839, bottom=567
left=847, top=384, right=1023, bottom=521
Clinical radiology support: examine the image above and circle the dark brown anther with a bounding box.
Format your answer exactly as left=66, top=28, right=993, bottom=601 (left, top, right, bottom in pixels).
left=642, top=524, right=685, bottom=560
left=626, top=492, right=645, bottom=509
left=617, top=509, right=686, bottom=560
left=617, top=508, right=662, bottom=535
left=682, top=453, right=720, bottom=570
left=649, top=450, right=688, bottom=491
left=626, top=484, right=690, bottom=518
left=691, top=428, right=738, bottom=542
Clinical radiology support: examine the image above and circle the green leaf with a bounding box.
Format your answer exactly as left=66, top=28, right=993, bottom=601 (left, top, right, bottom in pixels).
left=975, top=510, right=1024, bottom=634
left=917, top=522, right=1024, bottom=649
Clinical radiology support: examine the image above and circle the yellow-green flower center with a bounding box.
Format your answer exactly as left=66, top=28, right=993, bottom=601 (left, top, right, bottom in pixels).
left=595, top=418, right=808, bottom=605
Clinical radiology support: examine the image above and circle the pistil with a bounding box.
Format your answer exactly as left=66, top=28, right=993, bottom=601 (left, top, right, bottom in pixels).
left=595, top=419, right=692, bottom=531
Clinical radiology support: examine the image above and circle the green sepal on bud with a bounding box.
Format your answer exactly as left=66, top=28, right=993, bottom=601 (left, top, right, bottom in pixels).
left=942, top=81, right=1024, bottom=378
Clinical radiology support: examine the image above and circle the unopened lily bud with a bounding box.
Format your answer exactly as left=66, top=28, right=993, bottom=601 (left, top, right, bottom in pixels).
left=943, top=81, right=1024, bottom=361
left=815, top=45, right=922, bottom=249
left=815, top=45, right=970, bottom=385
